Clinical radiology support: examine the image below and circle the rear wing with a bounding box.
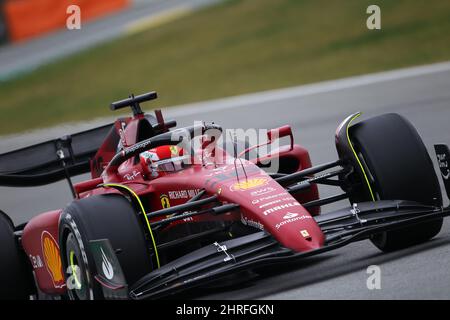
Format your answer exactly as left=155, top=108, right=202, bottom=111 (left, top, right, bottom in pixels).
left=0, top=123, right=114, bottom=187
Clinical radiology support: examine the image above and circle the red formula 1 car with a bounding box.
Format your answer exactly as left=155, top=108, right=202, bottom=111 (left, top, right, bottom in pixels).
left=1, top=91, right=450, bottom=300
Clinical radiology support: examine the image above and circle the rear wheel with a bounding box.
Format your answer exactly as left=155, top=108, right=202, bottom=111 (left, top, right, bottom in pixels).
left=349, top=113, right=443, bottom=252
left=0, top=210, right=34, bottom=299
left=59, top=194, right=153, bottom=300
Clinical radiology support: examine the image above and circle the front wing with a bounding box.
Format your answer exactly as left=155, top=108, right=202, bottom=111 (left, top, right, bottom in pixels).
left=90, top=200, right=450, bottom=299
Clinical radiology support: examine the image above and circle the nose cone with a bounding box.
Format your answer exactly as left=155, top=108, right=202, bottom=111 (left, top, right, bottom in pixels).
left=247, top=193, right=324, bottom=252
left=268, top=210, right=324, bottom=251
left=212, top=167, right=325, bottom=252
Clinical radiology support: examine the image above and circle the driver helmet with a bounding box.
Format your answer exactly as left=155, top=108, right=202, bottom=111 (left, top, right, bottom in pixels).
left=139, top=145, right=184, bottom=179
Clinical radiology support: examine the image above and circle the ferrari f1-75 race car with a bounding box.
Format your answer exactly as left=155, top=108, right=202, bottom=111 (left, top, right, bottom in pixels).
left=1, top=91, right=450, bottom=300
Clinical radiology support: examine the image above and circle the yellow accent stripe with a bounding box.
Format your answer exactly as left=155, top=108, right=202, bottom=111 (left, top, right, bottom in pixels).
left=346, top=113, right=376, bottom=201
left=70, top=250, right=82, bottom=289
left=103, top=184, right=160, bottom=268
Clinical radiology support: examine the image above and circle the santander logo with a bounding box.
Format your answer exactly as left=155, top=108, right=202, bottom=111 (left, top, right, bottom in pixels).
left=275, top=213, right=312, bottom=230
left=283, top=212, right=298, bottom=219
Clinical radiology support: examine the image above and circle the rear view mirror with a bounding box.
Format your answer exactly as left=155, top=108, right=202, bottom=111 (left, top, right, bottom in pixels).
left=268, top=125, right=293, bottom=150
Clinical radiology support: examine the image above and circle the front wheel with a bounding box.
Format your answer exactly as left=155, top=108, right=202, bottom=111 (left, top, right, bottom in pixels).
left=348, top=113, right=443, bottom=252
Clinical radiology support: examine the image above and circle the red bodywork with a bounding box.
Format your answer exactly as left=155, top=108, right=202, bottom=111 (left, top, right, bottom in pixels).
left=21, top=113, right=324, bottom=295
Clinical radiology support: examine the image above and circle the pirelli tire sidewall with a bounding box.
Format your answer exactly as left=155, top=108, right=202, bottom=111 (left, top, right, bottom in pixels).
left=59, top=208, right=100, bottom=300
left=59, top=194, right=152, bottom=300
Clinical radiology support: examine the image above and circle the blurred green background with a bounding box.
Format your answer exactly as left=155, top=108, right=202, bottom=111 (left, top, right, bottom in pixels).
left=1, top=0, right=450, bottom=135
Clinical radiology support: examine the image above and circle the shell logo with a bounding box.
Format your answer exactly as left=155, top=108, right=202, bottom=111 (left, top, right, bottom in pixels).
left=41, top=231, right=65, bottom=288
left=160, top=194, right=171, bottom=209
left=230, top=178, right=269, bottom=191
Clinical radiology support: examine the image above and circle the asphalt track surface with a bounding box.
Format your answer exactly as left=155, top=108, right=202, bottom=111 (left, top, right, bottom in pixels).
left=1, top=62, right=450, bottom=299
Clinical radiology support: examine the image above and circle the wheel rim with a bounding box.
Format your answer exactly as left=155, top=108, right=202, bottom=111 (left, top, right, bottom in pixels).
left=64, top=232, right=90, bottom=300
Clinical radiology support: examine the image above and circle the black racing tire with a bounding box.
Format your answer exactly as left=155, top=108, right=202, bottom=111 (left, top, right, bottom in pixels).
left=349, top=113, right=443, bottom=252
left=0, top=211, right=34, bottom=299
left=59, top=194, right=152, bottom=300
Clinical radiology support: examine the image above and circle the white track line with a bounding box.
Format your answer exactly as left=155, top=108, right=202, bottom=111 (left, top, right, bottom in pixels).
left=1, top=60, right=450, bottom=147
left=166, top=60, right=450, bottom=118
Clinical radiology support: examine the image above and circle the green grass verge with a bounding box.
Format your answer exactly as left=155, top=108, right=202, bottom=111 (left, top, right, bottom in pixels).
left=1, top=0, right=450, bottom=135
